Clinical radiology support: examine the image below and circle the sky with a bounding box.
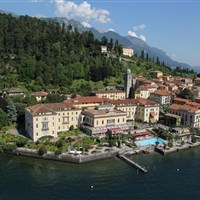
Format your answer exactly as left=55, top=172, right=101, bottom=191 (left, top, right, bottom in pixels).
left=0, top=0, right=200, bottom=66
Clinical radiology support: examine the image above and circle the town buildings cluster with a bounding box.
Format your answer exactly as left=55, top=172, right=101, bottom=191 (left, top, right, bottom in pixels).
left=23, top=68, right=200, bottom=141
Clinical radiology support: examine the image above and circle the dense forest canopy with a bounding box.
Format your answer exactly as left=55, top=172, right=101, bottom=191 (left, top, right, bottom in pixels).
left=0, top=13, right=124, bottom=92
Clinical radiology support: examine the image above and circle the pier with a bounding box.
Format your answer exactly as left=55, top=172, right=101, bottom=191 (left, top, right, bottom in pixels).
left=118, top=154, right=147, bottom=173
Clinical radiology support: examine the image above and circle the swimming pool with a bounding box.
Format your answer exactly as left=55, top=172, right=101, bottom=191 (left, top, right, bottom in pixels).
left=136, top=138, right=165, bottom=147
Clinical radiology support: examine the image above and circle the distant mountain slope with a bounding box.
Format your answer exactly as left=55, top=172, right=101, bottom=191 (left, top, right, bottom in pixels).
left=0, top=11, right=195, bottom=70
left=51, top=17, right=192, bottom=69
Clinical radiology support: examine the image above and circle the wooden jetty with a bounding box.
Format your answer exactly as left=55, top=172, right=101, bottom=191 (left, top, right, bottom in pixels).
left=118, top=154, right=147, bottom=173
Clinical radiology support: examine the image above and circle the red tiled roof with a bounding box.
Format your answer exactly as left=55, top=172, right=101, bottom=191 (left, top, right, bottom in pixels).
left=109, top=98, right=159, bottom=106
left=64, top=96, right=109, bottom=104
left=133, top=131, right=150, bottom=137
left=136, top=98, right=159, bottom=106
left=26, top=103, right=79, bottom=116
left=94, top=90, right=125, bottom=94
left=173, top=97, right=189, bottom=103
left=139, top=84, right=157, bottom=90
left=153, top=90, right=173, bottom=96
left=34, top=91, right=48, bottom=97
left=169, top=103, right=198, bottom=113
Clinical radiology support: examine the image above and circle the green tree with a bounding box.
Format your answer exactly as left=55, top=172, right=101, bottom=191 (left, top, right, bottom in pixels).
left=6, top=99, right=18, bottom=124
left=178, top=88, right=194, bottom=100
left=0, top=108, right=7, bottom=128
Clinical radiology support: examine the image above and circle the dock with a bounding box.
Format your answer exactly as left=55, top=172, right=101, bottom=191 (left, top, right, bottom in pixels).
left=118, top=154, right=147, bottom=173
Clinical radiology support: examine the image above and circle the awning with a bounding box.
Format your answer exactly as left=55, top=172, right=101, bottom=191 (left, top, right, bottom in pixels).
left=133, top=132, right=150, bottom=137
left=150, top=112, right=156, bottom=116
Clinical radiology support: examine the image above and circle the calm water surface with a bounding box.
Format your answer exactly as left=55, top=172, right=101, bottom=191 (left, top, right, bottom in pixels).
left=1, top=148, right=200, bottom=200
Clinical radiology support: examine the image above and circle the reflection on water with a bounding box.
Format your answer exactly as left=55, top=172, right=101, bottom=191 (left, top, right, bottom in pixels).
left=1, top=148, right=200, bottom=200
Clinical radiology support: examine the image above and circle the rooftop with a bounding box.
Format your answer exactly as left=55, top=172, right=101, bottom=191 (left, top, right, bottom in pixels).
left=26, top=103, right=79, bottom=116
left=82, top=107, right=126, bottom=118
left=164, top=113, right=181, bottom=119
left=64, top=96, right=109, bottom=104
left=34, top=91, right=48, bottom=97
left=169, top=103, right=199, bottom=113
left=153, top=90, right=173, bottom=96
left=93, top=89, right=125, bottom=94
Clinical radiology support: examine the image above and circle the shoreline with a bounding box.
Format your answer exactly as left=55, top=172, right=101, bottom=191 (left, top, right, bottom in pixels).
left=2, top=141, right=200, bottom=164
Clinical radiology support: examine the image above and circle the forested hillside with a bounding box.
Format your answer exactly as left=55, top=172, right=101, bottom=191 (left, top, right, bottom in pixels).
left=0, top=13, right=124, bottom=92
left=0, top=13, right=197, bottom=95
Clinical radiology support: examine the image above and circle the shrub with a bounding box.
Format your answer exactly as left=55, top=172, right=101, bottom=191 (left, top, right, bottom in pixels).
left=55, top=149, right=62, bottom=155
left=69, top=125, right=74, bottom=131
left=168, top=142, right=173, bottom=148
left=16, top=137, right=28, bottom=147
left=191, top=136, right=197, bottom=143
left=38, top=145, right=47, bottom=156
left=181, top=141, right=185, bottom=145
left=0, top=146, right=4, bottom=154
left=2, top=143, right=17, bottom=152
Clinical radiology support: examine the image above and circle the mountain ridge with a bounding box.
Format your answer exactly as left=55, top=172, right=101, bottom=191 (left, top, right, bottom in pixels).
left=0, top=10, right=199, bottom=71
left=50, top=17, right=194, bottom=69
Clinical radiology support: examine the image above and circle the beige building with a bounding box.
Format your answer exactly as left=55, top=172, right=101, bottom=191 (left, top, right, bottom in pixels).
left=82, top=105, right=127, bottom=128
left=109, top=98, right=160, bottom=123
left=101, top=46, right=107, bottom=53
left=25, top=103, right=82, bottom=141
left=135, top=89, right=150, bottom=99
left=109, top=99, right=137, bottom=121
left=122, top=47, right=134, bottom=57
left=169, top=104, right=200, bottom=128
left=34, top=91, right=48, bottom=102
left=81, top=105, right=129, bottom=135
left=64, top=96, right=109, bottom=109
left=135, top=98, right=160, bottom=123
left=92, top=90, right=126, bottom=100
left=151, top=71, right=163, bottom=78
left=150, top=90, right=173, bottom=105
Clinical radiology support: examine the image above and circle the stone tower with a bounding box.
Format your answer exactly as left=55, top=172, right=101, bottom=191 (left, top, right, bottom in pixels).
left=124, top=69, right=132, bottom=98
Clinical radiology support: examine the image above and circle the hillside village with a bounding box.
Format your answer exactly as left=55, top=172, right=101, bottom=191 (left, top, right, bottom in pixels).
left=1, top=65, right=200, bottom=158
left=0, top=13, right=200, bottom=159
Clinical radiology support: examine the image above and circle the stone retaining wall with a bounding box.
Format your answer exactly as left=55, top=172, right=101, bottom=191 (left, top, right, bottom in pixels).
left=7, top=148, right=117, bottom=164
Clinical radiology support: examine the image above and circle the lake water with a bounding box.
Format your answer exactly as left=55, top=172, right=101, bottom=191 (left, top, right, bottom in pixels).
left=1, top=148, right=200, bottom=200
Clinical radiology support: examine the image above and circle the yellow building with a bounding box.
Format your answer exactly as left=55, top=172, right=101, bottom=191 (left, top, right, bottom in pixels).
left=169, top=104, right=200, bottom=128
left=64, top=96, right=109, bottom=109
left=135, top=98, right=160, bottom=123
left=122, top=47, right=134, bottom=57
left=151, top=71, right=163, bottom=78
left=134, top=89, right=150, bottom=99
left=109, top=98, right=160, bottom=123
left=25, top=103, right=82, bottom=141
left=92, top=90, right=126, bottom=100
left=81, top=105, right=128, bottom=135
left=34, top=91, right=48, bottom=102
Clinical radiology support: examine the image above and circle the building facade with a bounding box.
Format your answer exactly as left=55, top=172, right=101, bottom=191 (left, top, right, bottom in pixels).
left=169, top=104, right=200, bottom=128
left=150, top=90, right=173, bottom=105
left=25, top=103, right=82, bottom=141
left=92, top=90, right=126, bottom=100
left=122, top=47, right=134, bottom=57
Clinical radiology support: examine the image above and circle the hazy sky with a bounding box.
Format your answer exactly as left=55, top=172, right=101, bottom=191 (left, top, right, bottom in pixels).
left=1, top=0, right=200, bottom=66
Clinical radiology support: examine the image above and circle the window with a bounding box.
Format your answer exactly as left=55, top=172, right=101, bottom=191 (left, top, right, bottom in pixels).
left=107, top=119, right=115, bottom=124
left=52, top=131, right=54, bottom=135
left=36, top=132, right=38, bottom=136
left=42, top=122, right=49, bottom=130
left=36, top=118, right=38, bottom=121
left=97, top=120, right=99, bottom=125
left=71, top=117, right=73, bottom=121
left=52, top=122, right=54, bottom=126
left=118, top=119, right=120, bottom=123
left=102, top=120, right=104, bottom=125
left=36, top=124, right=38, bottom=128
